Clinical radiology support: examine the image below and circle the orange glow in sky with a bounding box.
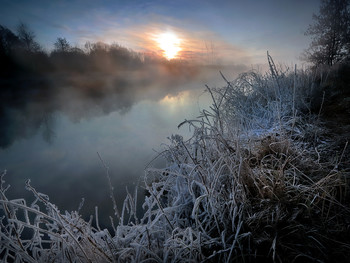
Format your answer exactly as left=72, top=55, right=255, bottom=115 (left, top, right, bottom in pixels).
left=155, top=32, right=181, bottom=60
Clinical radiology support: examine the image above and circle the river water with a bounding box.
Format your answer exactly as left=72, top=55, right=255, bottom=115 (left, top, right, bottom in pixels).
left=0, top=67, right=239, bottom=226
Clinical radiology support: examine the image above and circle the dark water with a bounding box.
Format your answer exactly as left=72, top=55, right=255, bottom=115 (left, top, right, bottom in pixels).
left=0, top=72, right=231, bottom=226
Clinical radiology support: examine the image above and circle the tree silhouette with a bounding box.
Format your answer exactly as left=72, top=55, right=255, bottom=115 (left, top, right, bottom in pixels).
left=304, top=0, right=350, bottom=66
left=0, top=25, right=21, bottom=55
left=54, top=37, right=71, bottom=52
left=16, top=22, right=41, bottom=52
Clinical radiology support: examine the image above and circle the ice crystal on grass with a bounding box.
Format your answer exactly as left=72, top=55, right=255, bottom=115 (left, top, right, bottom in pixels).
left=1, top=55, right=350, bottom=262
left=0, top=175, right=114, bottom=262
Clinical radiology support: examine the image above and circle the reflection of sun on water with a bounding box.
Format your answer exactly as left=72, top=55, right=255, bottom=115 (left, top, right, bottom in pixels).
left=159, top=91, right=189, bottom=113
left=156, top=32, right=181, bottom=60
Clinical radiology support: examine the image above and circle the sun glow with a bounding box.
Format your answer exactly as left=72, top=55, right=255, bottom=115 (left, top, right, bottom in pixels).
left=159, top=91, right=190, bottom=113
left=156, top=32, right=181, bottom=60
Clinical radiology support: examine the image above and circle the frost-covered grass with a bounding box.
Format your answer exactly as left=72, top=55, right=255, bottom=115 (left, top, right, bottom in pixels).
left=1, top=54, right=350, bottom=262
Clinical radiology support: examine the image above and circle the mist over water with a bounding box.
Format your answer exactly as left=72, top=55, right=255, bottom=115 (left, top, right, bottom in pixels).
left=0, top=64, right=245, bottom=225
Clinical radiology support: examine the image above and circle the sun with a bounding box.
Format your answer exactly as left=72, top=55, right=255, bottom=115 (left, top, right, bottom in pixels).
left=156, top=32, right=181, bottom=60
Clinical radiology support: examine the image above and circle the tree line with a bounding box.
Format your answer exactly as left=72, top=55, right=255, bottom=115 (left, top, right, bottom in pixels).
left=0, top=22, right=194, bottom=79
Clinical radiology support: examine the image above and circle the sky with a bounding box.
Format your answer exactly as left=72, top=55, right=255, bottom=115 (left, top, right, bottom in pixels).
left=0, top=0, right=320, bottom=65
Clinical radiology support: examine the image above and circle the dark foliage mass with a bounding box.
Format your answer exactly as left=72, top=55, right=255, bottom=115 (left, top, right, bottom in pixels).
left=0, top=24, right=199, bottom=148
left=304, top=0, right=350, bottom=66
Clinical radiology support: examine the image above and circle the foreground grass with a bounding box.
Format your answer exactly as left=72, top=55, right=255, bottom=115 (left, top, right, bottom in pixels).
left=1, top=55, right=350, bottom=262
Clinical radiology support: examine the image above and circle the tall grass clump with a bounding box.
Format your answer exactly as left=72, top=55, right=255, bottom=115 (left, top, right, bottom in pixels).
left=1, top=53, right=350, bottom=262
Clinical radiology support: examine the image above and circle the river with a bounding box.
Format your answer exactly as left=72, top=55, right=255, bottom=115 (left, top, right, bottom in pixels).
left=0, top=66, right=240, bottom=226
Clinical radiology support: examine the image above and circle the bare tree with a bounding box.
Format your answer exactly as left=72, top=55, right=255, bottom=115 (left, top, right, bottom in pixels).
left=54, top=37, right=71, bottom=52
left=16, top=22, right=41, bottom=52
left=304, top=0, right=350, bottom=66
left=0, top=25, right=21, bottom=54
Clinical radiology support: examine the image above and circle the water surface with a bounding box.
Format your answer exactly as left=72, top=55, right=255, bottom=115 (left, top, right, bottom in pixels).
left=0, top=70, right=234, bottom=225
